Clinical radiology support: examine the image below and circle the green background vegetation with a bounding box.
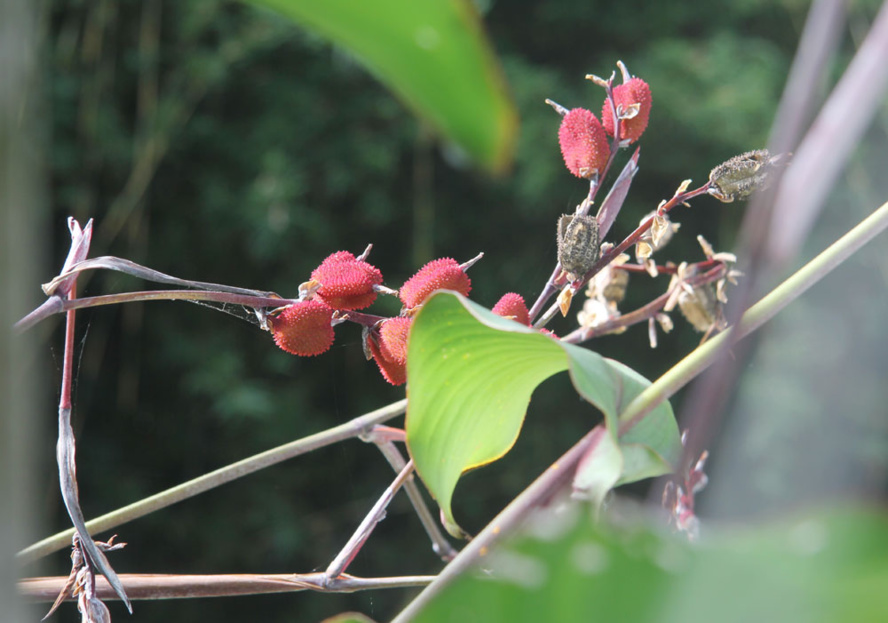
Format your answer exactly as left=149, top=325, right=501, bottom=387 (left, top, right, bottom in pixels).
left=18, top=0, right=887, bottom=620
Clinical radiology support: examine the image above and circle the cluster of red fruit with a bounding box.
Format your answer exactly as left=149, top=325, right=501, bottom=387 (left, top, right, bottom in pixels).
left=268, top=251, right=534, bottom=386
left=558, top=75, right=651, bottom=179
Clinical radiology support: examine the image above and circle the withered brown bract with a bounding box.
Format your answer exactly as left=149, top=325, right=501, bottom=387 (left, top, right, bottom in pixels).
left=557, top=214, right=600, bottom=278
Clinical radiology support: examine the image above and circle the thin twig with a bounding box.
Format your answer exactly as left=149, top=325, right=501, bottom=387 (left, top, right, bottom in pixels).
left=20, top=572, right=435, bottom=602
left=56, top=281, right=132, bottom=612
left=18, top=399, right=408, bottom=564
left=324, top=460, right=416, bottom=583
left=560, top=264, right=728, bottom=344
left=371, top=436, right=457, bottom=561
left=42, top=256, right=281, bottom=298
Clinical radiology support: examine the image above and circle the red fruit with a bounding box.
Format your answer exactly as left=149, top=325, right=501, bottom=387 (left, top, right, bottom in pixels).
left=378, top=316, right=411, bottom=366
left=311, top=251, right=383, bottom=310
left=368, top=317, right=412, bottom=386
left=492, top=293, right=530, bottom=326
left=399, top=258, right=471, bottom=309
left=269, top=301, right=335, bottom=356
left=602, top=77, right=651, bottom=144
left=558, top=108, right=610, bottom=179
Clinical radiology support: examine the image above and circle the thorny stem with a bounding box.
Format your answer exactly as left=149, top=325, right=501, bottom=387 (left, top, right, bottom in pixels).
left=560, top=263, right=728, bottom=344
left=324, top=460, right=415, bottom=583
left=18, top=399, right=408, bottom=564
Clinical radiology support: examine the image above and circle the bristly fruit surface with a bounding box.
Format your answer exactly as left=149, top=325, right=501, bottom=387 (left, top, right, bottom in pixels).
left=399, top=258, right=471, bottom=309
left=602, top=77, right=651, bottom=144
left=311, top=251, right=383, bottom=310
left=491, top=293, right=531, bottom=326
left=557, top=108, right=609, bottom=179
left=270, top=301, right=335, bottom=356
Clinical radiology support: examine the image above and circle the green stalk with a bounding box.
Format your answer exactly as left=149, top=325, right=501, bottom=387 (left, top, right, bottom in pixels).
left=18, top=399, right=407, bottom=565
left=619, top=199, right=888, bottom=432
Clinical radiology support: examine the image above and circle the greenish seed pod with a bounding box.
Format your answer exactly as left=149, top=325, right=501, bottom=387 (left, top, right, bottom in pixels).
left=708, top=149, right=785, bottom=203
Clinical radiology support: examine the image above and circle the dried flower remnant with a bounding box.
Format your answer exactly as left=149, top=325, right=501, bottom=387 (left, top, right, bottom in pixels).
left=578, top=249, right=629, bottom=334
left=664, top=263, right=726, bottom=336
left=588, top=248, right=631, bottom=306
left=399, top=258, right=472, bottom=310
left=647, top=313, right=674, bottom=349
left=635, top=210, right=680, bottom=276
left=492, top=293, right=531, bottom=326
left=557, top=214, right=600, bottom=279
left=270, top=300, right=335, bottom=356
left=556, top=107, right=610, bottom=179
left=708, top=149, right=788, bottom=203
left=663, top=432, right=709, bottom=542
left=678, top=278, right=721, bottom=333
left=310, top=250, right=384, bottom=310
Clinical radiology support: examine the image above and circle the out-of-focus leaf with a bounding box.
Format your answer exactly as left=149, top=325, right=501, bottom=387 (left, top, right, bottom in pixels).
left=242, top=0, right=518, bottom=173
left=405, top=292, right=680, bottom=534
left=571, top=427, right=622, bottom=508
left=322, top=614, right=378, bottom=623
left=412, top=506, right=888, bottom=623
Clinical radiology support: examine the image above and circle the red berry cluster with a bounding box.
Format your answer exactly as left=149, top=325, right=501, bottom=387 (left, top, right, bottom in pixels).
left=268, top=252, right=474, bottom=386
left=556, top=69, right=651, bottom=179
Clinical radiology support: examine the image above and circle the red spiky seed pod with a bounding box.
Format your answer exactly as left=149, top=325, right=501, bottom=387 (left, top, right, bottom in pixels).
left=368, top=317, right=412, bottom=386
left=399, top=258, right=471, bottom=309
left=558, top=108, right=609, bottom=179
left=311, top=251, right=383, bottom=310
left=269, top=300, right=335, bottom=356
left=378, top=316, right=411, bottom=366
left=602, top=77, right=651, bottom=144
left=492, top=293, right=531, bottom=326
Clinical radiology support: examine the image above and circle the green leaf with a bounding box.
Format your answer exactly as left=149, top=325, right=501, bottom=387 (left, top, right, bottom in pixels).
left=321, top=614, right=378, bottom=623
left=242, top=0, right=518, bottom=173
left=411, top=506, right=888, bottom=623
left=405, top=292, right=680, bottom=534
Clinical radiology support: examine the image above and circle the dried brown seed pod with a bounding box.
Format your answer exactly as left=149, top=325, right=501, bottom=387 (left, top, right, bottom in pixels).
left=708, top=149, right=787, bottom=203
left=557, top=214, right=600, bottom=279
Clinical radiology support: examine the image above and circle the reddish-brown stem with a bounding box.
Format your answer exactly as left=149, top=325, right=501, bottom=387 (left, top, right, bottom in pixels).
left=341, top=310, right=390, bottom=328
left=560, top=263, right=728, bottom=344
left=616, top=259, right=724, bottom=275
left=60, top=289, right=76, bottom=410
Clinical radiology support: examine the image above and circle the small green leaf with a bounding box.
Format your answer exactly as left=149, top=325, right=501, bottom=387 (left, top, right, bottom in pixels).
left=411, top=506, right=888, bottom=623
left=242, top=0, right=518, bottom=173
left=405, top=292, right=680, bottom=533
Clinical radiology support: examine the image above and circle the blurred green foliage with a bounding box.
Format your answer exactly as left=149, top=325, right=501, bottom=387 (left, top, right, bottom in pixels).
left=30, top=0, right=887, bottom=621
left=414, top=504, right=888, bottom=623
